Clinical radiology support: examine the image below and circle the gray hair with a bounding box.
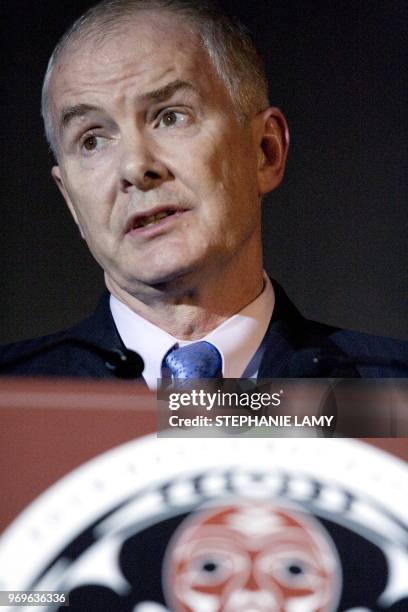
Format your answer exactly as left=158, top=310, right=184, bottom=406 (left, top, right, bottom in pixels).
left=41, top=0, right=270, bottom=155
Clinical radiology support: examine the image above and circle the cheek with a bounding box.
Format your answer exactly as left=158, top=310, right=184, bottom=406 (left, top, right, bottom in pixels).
left=216, top=137, right=260, bottom=210
left=64, top=170, right=116, bottom=232
left=178, top=124, right=244, bottom=192
left=181, top=141, right=256, bottom=224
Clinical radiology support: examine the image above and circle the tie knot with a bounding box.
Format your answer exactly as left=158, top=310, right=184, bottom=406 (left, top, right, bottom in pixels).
left=163, top=341, right=223, bottom=379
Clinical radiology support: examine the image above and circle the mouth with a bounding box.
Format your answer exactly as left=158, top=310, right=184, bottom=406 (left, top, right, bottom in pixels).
left=126, top=206, right=187, bottom=233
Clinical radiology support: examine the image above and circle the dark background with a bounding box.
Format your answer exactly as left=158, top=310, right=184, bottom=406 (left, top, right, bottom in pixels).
left=1, top=0, right=407, bottom=344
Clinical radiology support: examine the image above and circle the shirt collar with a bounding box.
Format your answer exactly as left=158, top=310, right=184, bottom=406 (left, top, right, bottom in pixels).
left=110, top=274, right=274, bottom=389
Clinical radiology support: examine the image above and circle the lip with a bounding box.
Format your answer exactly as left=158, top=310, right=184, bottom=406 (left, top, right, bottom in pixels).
left=125, top=205, right=189, bottom=237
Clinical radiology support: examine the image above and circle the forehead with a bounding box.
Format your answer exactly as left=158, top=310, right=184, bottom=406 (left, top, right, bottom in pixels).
left=49, top=11, right=225, bottom=111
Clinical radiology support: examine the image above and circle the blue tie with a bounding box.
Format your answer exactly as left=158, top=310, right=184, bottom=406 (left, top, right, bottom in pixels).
left=163, top=341, right=223, bottom=379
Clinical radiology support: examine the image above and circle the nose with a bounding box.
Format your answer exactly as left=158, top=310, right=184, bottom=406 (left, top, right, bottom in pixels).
left=224, top=588, right=281, bottom=611
left=119, top=131, right=172, bottom=192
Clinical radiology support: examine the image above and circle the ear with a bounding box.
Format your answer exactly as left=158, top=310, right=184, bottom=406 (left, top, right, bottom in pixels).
left=256, top=107, right=289, bottom=196
left=51, top=166, right=85, bottom=238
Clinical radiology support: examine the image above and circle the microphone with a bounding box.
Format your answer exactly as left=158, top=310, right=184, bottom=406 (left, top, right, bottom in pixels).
left=0, top=338, right=144, bottom=379
left=103, top=346, right=145, bottom=379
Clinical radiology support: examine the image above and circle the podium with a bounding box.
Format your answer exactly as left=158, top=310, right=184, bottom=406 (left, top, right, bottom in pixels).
left=0, top=378, right=157, bottom=532
left=0, top=377, right=407, bottom=611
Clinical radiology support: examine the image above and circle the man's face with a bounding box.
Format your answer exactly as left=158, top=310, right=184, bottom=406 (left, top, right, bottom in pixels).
left=50, top=12, right=283, bottom=296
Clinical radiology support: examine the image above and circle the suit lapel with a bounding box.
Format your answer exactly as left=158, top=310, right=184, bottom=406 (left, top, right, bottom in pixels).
left=258, top=281, right=361, bottom=378
left=258, top=281, right=304, bottom=377
left=63, top=292, right=146, bottom=381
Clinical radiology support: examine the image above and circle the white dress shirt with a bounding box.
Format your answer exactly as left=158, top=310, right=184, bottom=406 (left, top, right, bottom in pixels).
left=110, top=274, right=274, bottom=389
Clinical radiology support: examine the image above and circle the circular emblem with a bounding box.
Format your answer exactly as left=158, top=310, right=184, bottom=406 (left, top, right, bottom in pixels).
left=0, top=438, right=406, bottom=611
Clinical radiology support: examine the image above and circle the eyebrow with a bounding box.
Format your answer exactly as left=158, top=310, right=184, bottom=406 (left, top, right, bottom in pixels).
left=140, top=79, right=196, bottom=103
left=60, top=103, right=101, bottom=130
left=59, top=80, right=196, bottom=131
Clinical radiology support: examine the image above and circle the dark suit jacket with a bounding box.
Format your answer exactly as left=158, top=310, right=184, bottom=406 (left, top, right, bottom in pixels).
left=1, top=282, right=406, bottom=379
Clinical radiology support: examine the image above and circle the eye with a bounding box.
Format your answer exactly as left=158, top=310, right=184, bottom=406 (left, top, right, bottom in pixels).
left=185, top=554, right=234, bottom=586
left=287, top=563, right=304, bottom=575
left=83, top=135, right=98, bottom=151
left=282, top=561, right=308, bottom=579
left=259, top=551, right=321, bottom=589
left=200, top=560, right=219, bottom=573
left=157, top=110, right=187, bottom=128
left=80, top=133, right=107, bottom=154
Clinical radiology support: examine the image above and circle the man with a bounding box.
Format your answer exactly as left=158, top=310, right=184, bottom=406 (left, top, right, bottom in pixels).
left=1, top=0, right=406, bottom=383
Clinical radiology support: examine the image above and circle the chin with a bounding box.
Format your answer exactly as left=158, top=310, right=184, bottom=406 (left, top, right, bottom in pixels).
left=122, top=263, right=200, bottom=293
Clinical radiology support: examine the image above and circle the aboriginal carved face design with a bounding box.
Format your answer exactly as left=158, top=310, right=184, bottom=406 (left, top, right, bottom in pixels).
left=163, top=502, right=341, bottom=612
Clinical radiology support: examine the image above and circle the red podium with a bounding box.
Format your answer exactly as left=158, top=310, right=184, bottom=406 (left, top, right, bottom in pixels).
left=0, top=378, right=156, bottom=532
left=0, top=377, right=407, bottom=611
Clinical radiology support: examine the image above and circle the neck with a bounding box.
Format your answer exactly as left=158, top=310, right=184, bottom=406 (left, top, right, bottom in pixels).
left=106, top=265, right=264, bottom=341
